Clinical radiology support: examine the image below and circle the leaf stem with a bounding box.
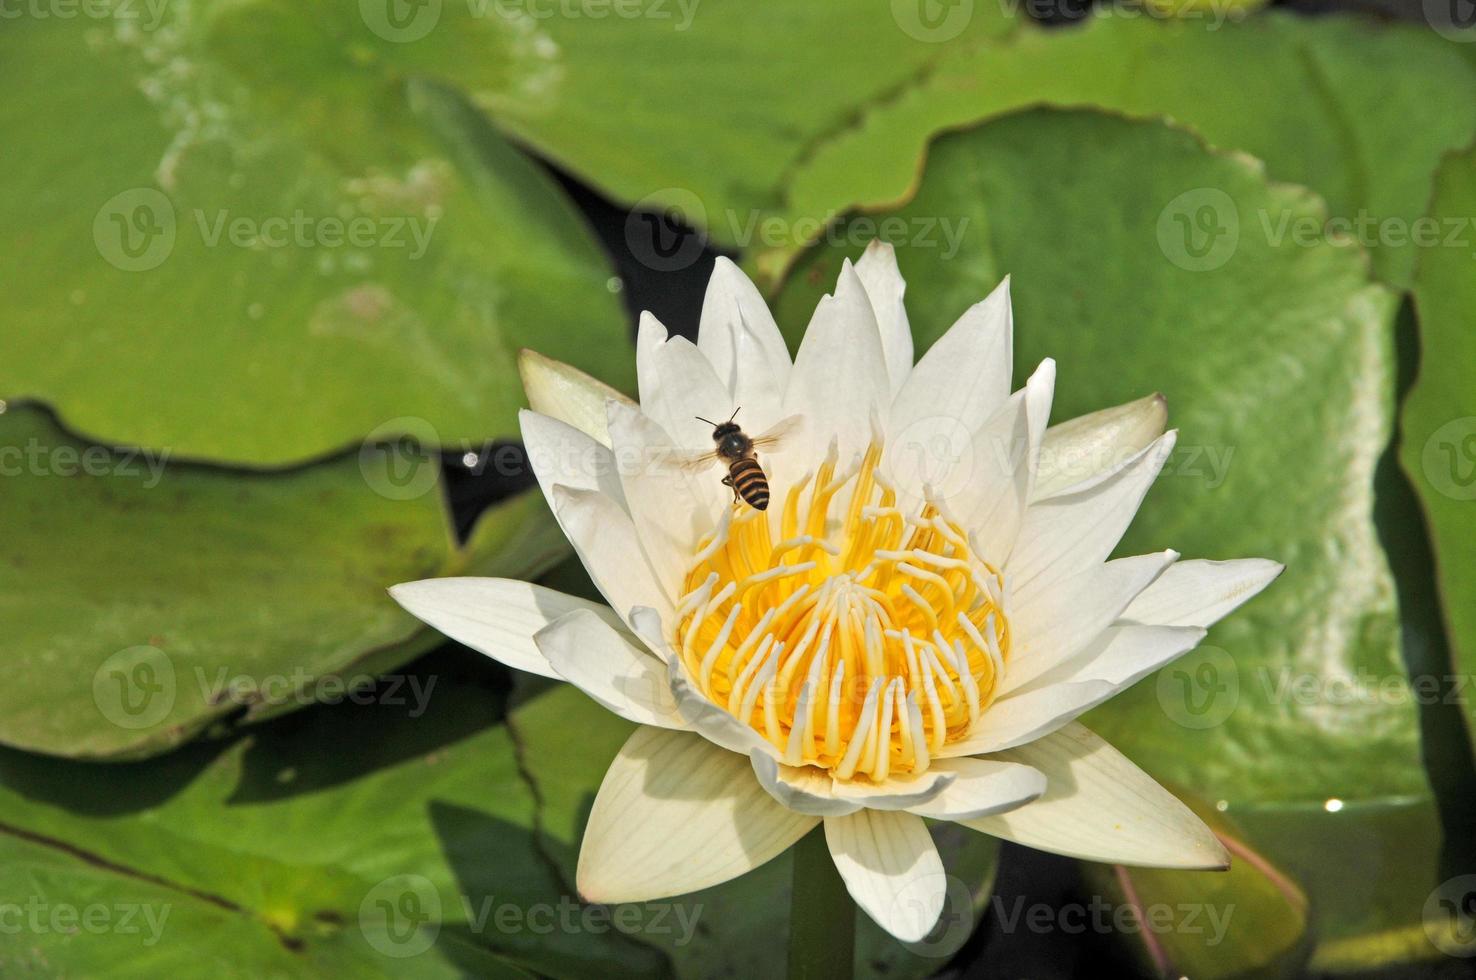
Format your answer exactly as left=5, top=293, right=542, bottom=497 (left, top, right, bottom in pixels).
left=787, top=825, right=855, bottom=980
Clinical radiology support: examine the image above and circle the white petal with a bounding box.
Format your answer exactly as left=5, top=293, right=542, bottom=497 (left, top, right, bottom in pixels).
left=629, top=607, right=776, bottom=756
left=578, top=726, right=817, bottom=903
left=936, top=679, right=1117, bottom=757
left=637, top=312, right=734, bottom=454
left=1008, top=431, right=1177, bottom=594
left=782, top=259, right=891, bottom=464
left=1002, top=623, right=1206, bottom=696
left=697, top=257, right=791, bottom=433
left=388, top=578, right=625, bottom=680
left=830, top=768, right=955, bottom=812
left=520, top=410, right=626, bottom=520
left=854, top=240, right=913, bottom=394
left=552, top=486, right=674, bottom=623
left=750, top=753, right=861, bottom=817
left=1009, top=551, right=1179, bottom=678
left=955, top=360, right=1055, bottom=565
left=519, top=349, right=632, bottom=448
left=534, top=609, right=687, bottom=729
left=825, top=810, right=945, bottom=943
left=960, top=722, right=1228, bottom=869
left=1034, top=392, right=1168, bottom=500
left=906, top=758, right=1046, bottom=821
left=889, top=276, right=1013, bottom=440
left=606, top=401, right=721, bottom=589
left=1122, top=558, right=1285, bottom=628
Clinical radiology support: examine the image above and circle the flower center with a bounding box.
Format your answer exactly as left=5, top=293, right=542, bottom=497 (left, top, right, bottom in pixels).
left=673, top=442, right=1009, bottom=781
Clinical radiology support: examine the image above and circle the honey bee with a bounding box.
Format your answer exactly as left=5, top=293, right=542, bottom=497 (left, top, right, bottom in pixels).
left=688, top=410, right=799, bottom=511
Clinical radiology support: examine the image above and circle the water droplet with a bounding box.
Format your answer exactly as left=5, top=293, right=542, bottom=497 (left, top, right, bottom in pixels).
left=461, top=452, right=479, bottom=469
left=606, top=276, right=624, bottom=294
left=1324, top=798, right=1344, bottom=813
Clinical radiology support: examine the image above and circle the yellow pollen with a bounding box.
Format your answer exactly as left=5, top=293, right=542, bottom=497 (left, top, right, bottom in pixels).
left=674, top=441, right=1010, bottom=781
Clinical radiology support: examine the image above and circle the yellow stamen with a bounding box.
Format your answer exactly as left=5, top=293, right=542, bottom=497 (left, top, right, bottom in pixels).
left=674, top=441, right=1010, bottom=782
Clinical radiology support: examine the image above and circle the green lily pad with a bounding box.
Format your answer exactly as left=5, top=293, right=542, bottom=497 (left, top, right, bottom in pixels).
left=0, top=403, right=563, bottom=759
left=1078, top=793, right=1311, bottom=980
left=0, top=4, right=632, bottom=466
left=1404, top=143, right=1476, bottom=761
left=764, top=11, right=1476, bottom=287
left=1231, top=798, right=1451, bottom=974
left=470, top=0, right=1015, bottom=252
left=0, top=656, right=668, bottom=978
left=774, top=107, right=1422, bottom=805
left=509, top=682, right=1001, bottom=978
left=773, top=107, right=1434, bottom=966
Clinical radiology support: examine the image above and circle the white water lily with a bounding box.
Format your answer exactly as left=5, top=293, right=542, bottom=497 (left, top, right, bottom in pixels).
left=391, top=242, right=1281, bottom=943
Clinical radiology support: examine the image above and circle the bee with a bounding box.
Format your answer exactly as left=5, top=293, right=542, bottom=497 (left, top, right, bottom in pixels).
left=689, top=409, right=799, bottom=511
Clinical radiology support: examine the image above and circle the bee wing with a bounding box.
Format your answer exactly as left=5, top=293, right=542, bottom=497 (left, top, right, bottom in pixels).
left=750, top=414, right=804, bottom=453
left=671, top=448, right=724, bottom=473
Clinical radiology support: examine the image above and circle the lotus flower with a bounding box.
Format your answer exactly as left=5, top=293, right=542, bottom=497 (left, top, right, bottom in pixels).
left=392, top=243, right=1280, bottom=942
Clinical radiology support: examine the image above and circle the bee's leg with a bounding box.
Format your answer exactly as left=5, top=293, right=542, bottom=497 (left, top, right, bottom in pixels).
left=721, top=474, right=739, bottom=504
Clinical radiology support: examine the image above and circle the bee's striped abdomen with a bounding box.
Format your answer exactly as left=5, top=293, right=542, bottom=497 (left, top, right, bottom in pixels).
left=728, top=457, right=770, bottom=511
